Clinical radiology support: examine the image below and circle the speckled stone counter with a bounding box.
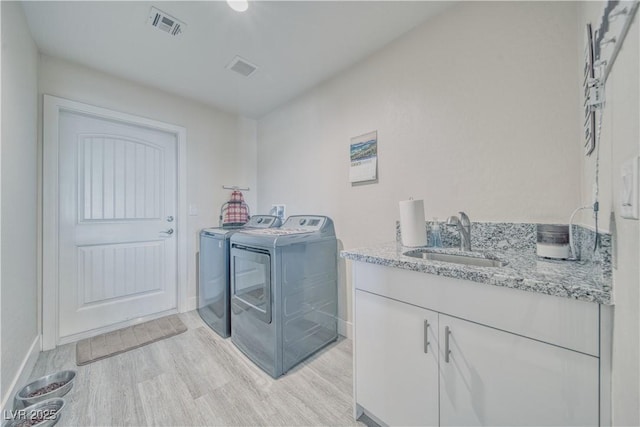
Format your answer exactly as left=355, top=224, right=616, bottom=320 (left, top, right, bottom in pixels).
left=341, top=242, right=612, bottom=305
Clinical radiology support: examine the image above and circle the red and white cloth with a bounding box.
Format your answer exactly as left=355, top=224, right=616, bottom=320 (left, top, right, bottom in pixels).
left=222, top=190, right=249, bottom=225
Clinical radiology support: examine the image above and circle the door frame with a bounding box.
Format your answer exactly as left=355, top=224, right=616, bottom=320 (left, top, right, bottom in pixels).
left=42, top=95, right=188, bottom=350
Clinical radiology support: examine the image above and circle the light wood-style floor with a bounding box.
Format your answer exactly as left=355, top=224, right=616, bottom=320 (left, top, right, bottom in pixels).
left=29, top=311, right=361, bottom=426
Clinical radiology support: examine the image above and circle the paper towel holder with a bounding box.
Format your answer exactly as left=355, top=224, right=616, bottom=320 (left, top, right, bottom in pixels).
left=399, top=198, right=427, bottom=247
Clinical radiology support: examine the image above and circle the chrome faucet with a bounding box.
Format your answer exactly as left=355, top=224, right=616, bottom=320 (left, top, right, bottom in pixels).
left=446, top=212, right=471, bottom=251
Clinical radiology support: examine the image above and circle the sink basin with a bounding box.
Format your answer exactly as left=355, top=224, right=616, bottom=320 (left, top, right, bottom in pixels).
left=403, top=251, right=507, bottom=268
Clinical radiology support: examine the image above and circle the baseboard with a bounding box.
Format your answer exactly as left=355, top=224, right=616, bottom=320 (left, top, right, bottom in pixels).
left=338, top=318, right=353, bottom=339
left=184, top=296, right=197, bottom=312
left=1, top=335, right=41, bottom=412
left=357, top=405, right=385, bottom=427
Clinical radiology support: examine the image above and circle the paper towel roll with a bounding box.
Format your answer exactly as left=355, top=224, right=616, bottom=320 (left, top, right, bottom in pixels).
left=399, top=199, right=427, bottom=247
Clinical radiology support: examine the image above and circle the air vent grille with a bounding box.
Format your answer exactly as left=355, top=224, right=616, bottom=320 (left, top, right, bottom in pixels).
left=226, top=56, right=258, bottom=77
left=148, top=7, right=185, bottom=36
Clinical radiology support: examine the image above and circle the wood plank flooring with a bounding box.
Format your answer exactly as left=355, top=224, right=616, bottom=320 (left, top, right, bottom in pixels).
left=28, top=311, right=361, bottom=426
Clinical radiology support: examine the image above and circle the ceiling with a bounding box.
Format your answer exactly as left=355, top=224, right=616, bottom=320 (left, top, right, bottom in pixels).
left=22, top=1, right=450, bottom=118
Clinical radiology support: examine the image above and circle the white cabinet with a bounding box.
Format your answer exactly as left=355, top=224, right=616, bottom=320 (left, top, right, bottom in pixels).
left=439, top=314, right=598, bottom=426
left=352, top=262, right=603, bottom=427
left=355, top=290, right=439, bottom=426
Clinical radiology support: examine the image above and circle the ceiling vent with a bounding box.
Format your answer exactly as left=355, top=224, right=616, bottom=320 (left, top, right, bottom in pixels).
left=148, top=7, right=185, bottom=36
left=226, top=56, right=259, bottom=77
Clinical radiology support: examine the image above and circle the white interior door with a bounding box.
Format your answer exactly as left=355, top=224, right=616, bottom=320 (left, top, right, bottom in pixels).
left=57, top=110, right=178, bottom=340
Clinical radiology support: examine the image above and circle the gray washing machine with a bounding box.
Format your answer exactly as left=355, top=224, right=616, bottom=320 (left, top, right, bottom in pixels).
left=229, top=215, right=338, bottom=378
left=198, top=215, right=281, bottom=338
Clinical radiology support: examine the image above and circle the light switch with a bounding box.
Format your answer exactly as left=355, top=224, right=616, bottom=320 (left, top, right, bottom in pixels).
left=189, top=204, right=199, bottom=216
left=620, top=156, right=639, bottom=220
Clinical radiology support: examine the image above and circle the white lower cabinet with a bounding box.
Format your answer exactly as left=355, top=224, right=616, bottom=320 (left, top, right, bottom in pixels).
left=355, top=290, right=439, bottom=426
left=439, top=314, right=598, bottom=426
left=353, top=263, right=603, bottom=427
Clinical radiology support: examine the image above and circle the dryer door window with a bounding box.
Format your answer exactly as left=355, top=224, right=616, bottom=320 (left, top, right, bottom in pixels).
left=231, top=246, right=271, bottom=323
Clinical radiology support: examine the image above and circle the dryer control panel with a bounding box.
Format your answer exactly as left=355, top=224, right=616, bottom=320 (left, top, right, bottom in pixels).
left=281, top=215, right=327, bottom=231
left=247, top=215, right=282, bottom=228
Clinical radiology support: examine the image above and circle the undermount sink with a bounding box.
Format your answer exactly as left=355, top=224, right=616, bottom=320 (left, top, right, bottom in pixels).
left=403, top=251, right=507, bottom=268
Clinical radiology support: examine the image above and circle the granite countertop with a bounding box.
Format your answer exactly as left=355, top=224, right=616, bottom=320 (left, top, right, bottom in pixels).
left=341, top=242, right=612, bottom=305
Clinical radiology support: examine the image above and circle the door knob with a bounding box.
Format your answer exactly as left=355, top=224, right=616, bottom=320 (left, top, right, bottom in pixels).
left=161, top=228, right=174, bottom=235
left=166, top=216, right=174, bottom=222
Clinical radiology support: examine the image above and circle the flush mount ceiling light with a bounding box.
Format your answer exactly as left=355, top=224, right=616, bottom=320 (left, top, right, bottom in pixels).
left=227, top=0, right=249, bottom=12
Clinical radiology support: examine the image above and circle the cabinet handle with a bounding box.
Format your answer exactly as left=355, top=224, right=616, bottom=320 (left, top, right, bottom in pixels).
left=423, top=320, right=430, bottom=353
left=445, top=326, right=451, bottom=363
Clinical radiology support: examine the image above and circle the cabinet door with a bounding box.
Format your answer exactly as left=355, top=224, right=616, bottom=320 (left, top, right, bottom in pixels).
left=355, top=290, right=439, bottom=426
left=439, top=314, right=599, bottom=426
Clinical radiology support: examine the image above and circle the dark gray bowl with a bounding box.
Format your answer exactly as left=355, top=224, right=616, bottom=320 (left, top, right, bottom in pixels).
left=2, top=398, right=65, bottom=427
left=14, top=371, right=75, bottom=408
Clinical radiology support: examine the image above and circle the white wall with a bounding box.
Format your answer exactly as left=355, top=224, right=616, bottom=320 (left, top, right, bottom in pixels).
left=1, top=0, right=3, bottom=400
left=1, top=0, right=39, bottom=407
left=578, top=3, right=640, bottom=424
left=38, top=55, right=258, bottom=314
left=256, top=2, right=581, bottom=334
